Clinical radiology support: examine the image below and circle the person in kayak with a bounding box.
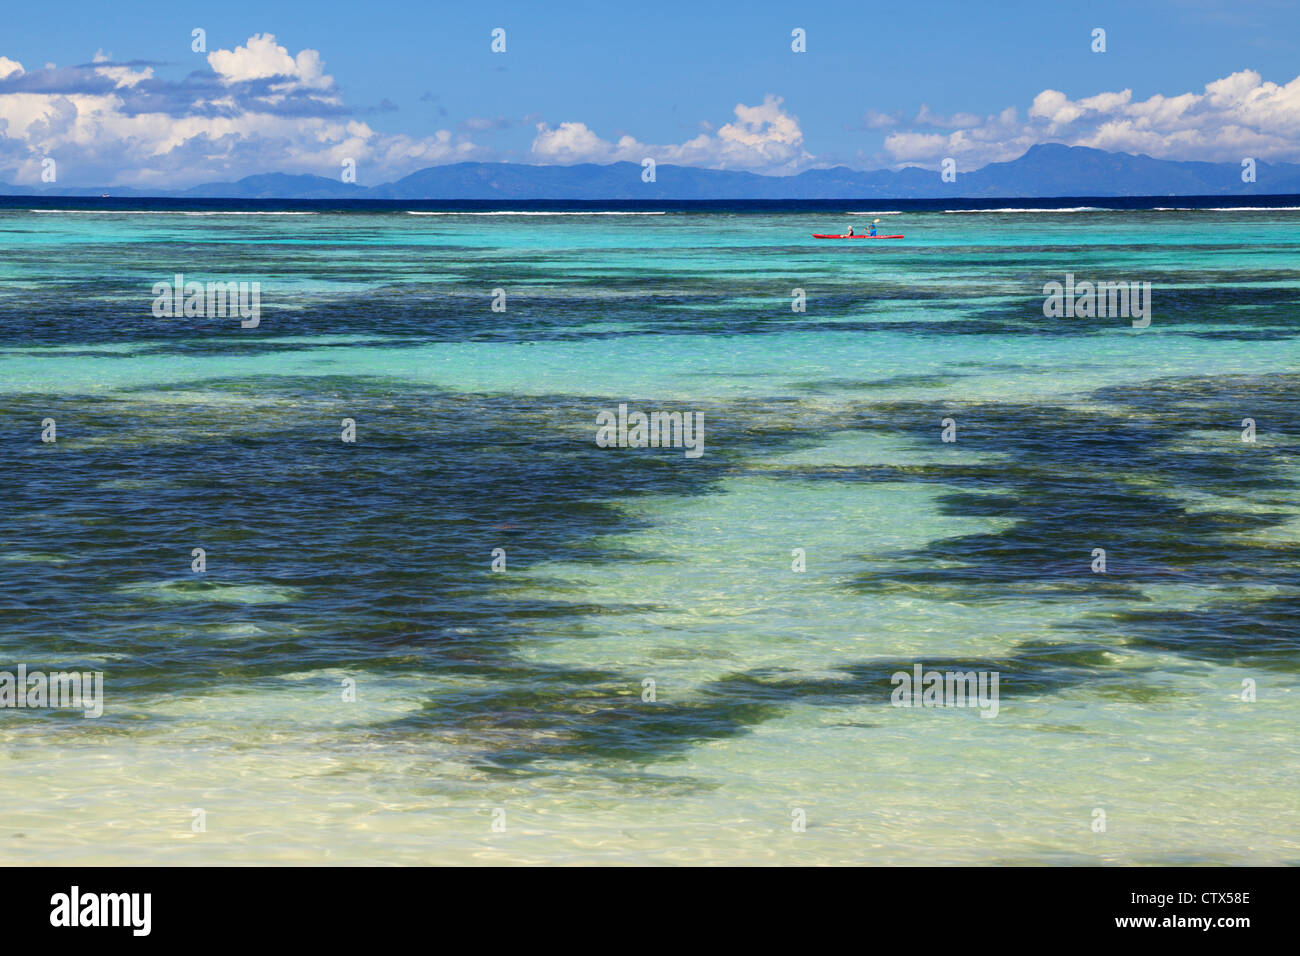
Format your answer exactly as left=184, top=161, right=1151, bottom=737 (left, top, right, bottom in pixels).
left=847, top=226, right=856, bottom=236
left=869, top=220, right=878, bottom=237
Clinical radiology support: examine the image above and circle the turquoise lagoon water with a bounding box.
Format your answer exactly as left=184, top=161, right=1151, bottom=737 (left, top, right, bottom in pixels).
left=1, top=206, right=1297, bottom=864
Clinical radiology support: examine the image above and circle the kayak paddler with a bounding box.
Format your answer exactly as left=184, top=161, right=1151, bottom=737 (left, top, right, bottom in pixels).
left=869, top=219, right=879, bottom=237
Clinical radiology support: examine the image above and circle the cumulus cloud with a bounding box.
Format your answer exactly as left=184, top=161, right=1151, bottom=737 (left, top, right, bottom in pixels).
left=0, top=35, right=481, bottom=187
left=882, top=106, right=1025, bottom=166
left=89, top=50, right=154, bottom=90
left=881, top=70, right=1300, bottom=168
left=531, top=94, right=811, bottom=172
left=531, top=121, right=635, bottom=163
left=207, top=34, right=332, bottom=93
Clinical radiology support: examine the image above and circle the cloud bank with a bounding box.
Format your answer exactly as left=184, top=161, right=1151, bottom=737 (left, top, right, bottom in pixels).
left=0, top=34, right=481, bottom=187
left=877, top=70, right=1300, bottom=168
left=0, top=34, right=810, bottom=186
left=531, top=95, right=810, bottom=173
left=2, top=32, right=1299, bottom=187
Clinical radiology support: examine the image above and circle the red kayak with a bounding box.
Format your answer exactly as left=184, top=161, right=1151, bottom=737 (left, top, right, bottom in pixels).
left=812, top=233, right=904, bottom=239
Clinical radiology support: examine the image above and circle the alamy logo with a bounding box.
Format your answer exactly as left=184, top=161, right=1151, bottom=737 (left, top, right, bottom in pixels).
left=1043, top=273, right=1151, bottom=328
left=50, top=886, right=150, bottom=936
left=595, top=403, right=704, bottom=458
left=0, top=664, right=103, bottom=718
left=890, top=663, right=1000, bottom=718
left=152, top=273, right=261, bottom=328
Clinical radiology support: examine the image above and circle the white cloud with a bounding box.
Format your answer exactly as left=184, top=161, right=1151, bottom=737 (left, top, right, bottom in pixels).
left=884, top=70, right=1300, bottom=167
left=0, top=35, right=482, bottom=187
left=94, top=64, right=154, bottom=89
left=207, top=34, right=332, bottom=92
left=531, top=121, right=634, bottom=164
left=882, top=131, right=950, bottom=160
left=530, top=95, right=811, bottom=173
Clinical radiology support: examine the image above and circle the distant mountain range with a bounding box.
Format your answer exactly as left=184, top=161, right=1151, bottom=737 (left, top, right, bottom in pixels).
left=4, top=145, right=1299, bottom=200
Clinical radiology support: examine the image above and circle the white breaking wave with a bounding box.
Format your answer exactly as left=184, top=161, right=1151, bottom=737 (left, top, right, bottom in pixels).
left=943, top=207, right=1106, bottom=213
left=177, top=211, right=319, bottom=216
left=847, top=211, right=903, bottom=215
left=404, top=210, right=667, bottom=216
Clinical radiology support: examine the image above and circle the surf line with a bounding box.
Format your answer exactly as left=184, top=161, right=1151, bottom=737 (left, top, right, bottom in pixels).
left=595, top=403, right=704, bottom=458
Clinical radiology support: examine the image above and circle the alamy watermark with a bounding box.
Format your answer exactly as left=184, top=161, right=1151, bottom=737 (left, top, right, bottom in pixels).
left=152, top=273, right=260, bottom=328
left=890, top=662, right=1000, bottom=718
left=595, top=403, right=704, bottom=458
left=0, top=664, right=103, bottom=718
left=50, top=886, right=150, bottom=936
left=1043, top=273, right=1151, bottom=328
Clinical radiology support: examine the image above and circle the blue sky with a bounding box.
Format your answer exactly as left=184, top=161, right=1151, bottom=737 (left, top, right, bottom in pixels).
left=2, top=0, right=1298, bottom=186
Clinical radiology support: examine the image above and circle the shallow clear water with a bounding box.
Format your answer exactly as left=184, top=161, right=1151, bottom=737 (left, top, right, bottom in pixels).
left=1, top=207, right=1297, bottom=864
